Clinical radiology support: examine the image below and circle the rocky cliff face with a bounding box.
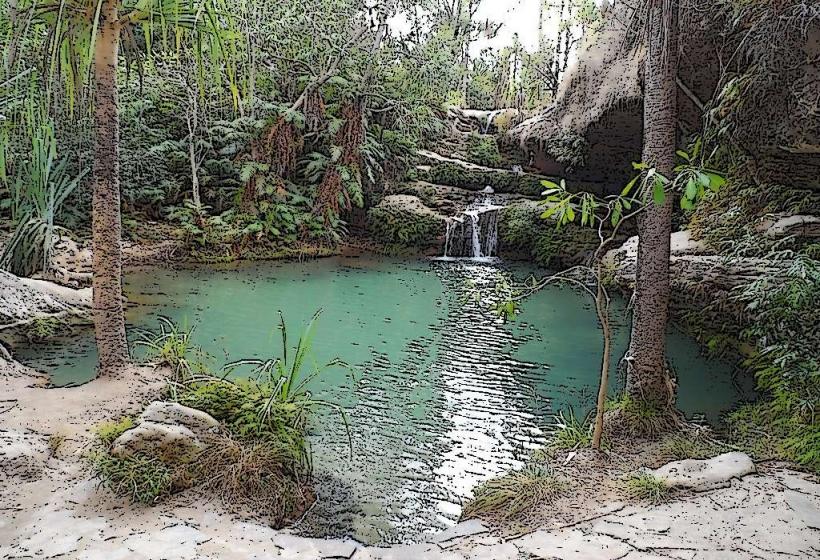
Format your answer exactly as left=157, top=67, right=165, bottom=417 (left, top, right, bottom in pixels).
left=514, top=1, right=820, bottom=192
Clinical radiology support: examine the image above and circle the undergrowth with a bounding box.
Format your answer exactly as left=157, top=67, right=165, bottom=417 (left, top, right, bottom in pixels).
left=91, top=311, right=345, bottom=524
left=462, top=462, right=564, bottom=524
left=624, top=473, right=669, bottom=505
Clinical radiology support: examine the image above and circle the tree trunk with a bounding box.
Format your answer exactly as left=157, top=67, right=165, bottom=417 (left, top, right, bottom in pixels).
left=92, top=0, right=129, bottom=376
left=591, top=262, right=611, bottom=449
left=625, top=0, right=678, bottom=408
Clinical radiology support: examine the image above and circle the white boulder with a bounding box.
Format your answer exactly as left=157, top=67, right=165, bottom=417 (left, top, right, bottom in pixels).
left=649, top=452, right=756, bottom=492
left=139, top=401, right=219, bottom=436
left=111, top=422, right=204, bottom=463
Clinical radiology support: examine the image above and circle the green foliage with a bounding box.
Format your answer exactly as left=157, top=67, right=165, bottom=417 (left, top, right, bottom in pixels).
left=0, top=119, right=86, bottom=276
left=624, top=473, right=669, bottom=504
left=94, top=416, right=136, bottom=447
left=173, top=310, right=348, bottom=464
left=606, top=394, right=677, bottom=438
left=93, top=312, right=343, bottom=518
left=465, top=135, right=501, bottom=168
left=134, top=317, right=208, bottom=382
left=23, top=315, right=63, bottom=342
left=549, top=410, right=594, bottom=450
left=544, top=130, right=588, bottom=172
left=366, top=206, right=443, bottom=248
left=90, top=451, right=176, bottom=505
left=462, top=462, right=564, bottom=523
left=726, top=254, right=820, bottom=471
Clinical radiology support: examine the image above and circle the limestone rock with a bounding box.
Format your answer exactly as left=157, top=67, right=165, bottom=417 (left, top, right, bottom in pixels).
left=0, top=430, right=48, bottom=480
left=649, top=452, right=756, bottom=492
left=111, top=422, right=204, bottom=463
left=139, top=401, right=219, bottom=436
left=512, top=528, right=632, bottom=560
left=433, top=520, right=489, bottom=544
left=763, top=214, right=820, bottom=239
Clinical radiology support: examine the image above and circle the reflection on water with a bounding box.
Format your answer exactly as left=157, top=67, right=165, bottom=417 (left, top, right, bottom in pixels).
left=12, top=255, right=754, bottom=544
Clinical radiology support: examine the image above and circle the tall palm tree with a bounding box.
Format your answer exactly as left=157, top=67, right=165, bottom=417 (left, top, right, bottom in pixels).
left=27, top=0, right=234, bottom=376
left=625, top=0, right=679, bottom=410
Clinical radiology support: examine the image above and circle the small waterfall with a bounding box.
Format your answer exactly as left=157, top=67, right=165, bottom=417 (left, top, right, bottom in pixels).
left=441, top=197, right=505, bottom=259
left=482, top=110, right=502, bottom=134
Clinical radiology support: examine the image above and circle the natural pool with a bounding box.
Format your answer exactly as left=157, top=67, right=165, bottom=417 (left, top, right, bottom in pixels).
left=14, top=255, right=753, bottom=544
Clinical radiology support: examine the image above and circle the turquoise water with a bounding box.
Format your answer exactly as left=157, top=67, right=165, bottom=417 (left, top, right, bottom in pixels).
left=13, top=255, right=753, bottom=543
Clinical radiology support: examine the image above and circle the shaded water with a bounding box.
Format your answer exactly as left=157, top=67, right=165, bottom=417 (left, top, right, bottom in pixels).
left=14, top=255, right=753, bottom=544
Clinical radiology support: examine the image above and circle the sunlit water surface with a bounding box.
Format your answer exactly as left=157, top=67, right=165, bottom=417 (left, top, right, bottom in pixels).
left=15, top=255, right=753, bottom=544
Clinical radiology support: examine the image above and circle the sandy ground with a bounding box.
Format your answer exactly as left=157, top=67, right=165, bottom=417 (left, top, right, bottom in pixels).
left=2, top=359, right=819, bottom=559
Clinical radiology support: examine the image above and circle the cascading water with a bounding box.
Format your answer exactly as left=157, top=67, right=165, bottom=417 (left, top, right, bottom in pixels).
left=442, top=196, right=505, bottom=259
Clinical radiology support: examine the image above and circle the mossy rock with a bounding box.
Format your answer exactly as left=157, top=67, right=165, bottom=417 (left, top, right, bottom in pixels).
left=416, top=162, right=545, bottom=197
left=367, top=195, right=445, bottom=248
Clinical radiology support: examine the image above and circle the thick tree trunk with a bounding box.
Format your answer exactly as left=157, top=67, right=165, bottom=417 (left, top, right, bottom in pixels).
left=625, top=0, right=678, bottom=408
left=92, top=0, right=129, bottom=376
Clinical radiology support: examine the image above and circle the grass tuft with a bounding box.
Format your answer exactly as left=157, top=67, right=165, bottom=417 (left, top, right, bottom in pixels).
left=90, top=451, right=178, bottom=504
left=94, top=416, right=135, bottom=447
left=549, top=410, right=595, bottom=451
left=661, top=433, right=726, bottom=461
left=624, top=472, right=670, bottom=505
left=605, top=394, right=679, bottom=438
left=194, top=433, right=314, bottom=525
left=462, top=462, right=564, bottom=524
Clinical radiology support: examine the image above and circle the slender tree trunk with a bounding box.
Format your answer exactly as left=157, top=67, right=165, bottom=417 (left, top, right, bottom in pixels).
left=591, top=261, right=611, bottom=449
left=92, top=0, right=129, bottom=376
left=625, top=0, right=678, bottom=408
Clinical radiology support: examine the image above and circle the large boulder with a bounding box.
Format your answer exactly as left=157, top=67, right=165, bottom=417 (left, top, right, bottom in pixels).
left=139, top=401, right=219, bottom=436
left=0, top=269, right=91, bottom=328
left=648, top=452, right=756, bottom=492
left=111, top=401, right=219, bottom=463
left=514, top=1, right=820, bottom=191
left=111, top=422, right=205, bottom=463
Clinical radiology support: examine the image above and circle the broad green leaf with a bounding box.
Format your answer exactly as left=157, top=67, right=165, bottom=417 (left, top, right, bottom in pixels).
left=652, top=177, right=666, bottom=205
left=685, top=179, right=698, bottom=200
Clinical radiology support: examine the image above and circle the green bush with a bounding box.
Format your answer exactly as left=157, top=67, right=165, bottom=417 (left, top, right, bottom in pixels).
left=24, top=316, right=64, bottom=342
left=366, top=206, right=443, bottom=248
left=92, top=313, right=343, bottom=523
left=498, top=203, right=598, bottom=267
left=466, top=135, right=502, bottom=168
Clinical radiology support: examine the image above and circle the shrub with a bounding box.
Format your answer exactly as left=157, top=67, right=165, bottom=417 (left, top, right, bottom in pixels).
left=462, top=462, right=564, bottom=523
left=498, top=203, right=599, bottom=267
left=92, top=312, right=344, bottom=522
left=94, top=416, right=135, bottom=447
left=624, top=473, right=669, bottom=504
left=24, top=316, right=63, bottom=342
left=194, top=433, right=314, bottom=525
left=366, top=206, right=443, bottom=248
left=466, top=135, right=502, bottom=168
left=90, top=451, right=177, bottom=504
